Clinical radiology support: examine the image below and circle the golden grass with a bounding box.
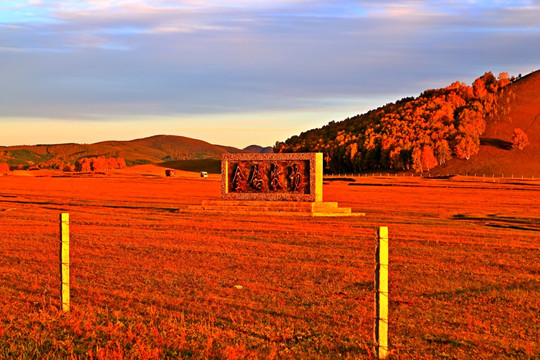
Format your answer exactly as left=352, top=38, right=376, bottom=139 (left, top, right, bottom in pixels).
left=0, top=174, right=538, bottom=359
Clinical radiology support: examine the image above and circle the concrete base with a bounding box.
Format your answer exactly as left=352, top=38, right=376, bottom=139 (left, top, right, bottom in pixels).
left=188, top=200, right=365, bottom=217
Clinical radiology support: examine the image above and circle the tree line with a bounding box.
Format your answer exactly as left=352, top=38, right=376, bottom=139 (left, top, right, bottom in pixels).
left=0, top=156, right=126, bottom=173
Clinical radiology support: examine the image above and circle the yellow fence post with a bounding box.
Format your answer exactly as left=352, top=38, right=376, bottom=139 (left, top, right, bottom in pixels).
left=60, top=213, right=70, bottom=312
left=375, top=226, right=388, bottom=359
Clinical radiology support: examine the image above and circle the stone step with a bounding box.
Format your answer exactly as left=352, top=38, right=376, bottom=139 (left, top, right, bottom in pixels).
left=313, top=212, right=365, bottom=217
left=187, top=207, right=317, bottom=216
left=201, top=200, right=339, bottom=210
left=187, top=201, right=363, bottom=217
left=193, top=205, right=347, bottom=213
left=188, top=206, right=363, bottom=217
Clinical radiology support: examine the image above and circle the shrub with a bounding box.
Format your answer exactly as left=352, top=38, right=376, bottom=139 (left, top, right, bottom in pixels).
left=512, top=128, right=529, bottom=150
left=0, top=163, right=10, bottom=174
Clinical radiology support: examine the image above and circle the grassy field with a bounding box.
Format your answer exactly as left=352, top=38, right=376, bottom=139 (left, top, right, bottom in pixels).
left=0, top=172, right=538, bottom=359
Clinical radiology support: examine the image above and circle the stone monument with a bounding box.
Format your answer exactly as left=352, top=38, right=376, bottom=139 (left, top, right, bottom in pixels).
left=221, top=152, right=323, bottom=202
left=189, top=152, right=363, bottom=216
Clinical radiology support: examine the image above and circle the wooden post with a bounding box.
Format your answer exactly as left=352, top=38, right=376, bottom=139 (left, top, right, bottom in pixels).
left=60, top=213, right=70, bottom=312
left=375, top=226, right=389, bottom=359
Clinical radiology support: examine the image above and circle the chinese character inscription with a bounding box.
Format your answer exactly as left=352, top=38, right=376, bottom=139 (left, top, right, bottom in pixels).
left=228, top=161, right=307, bottom=193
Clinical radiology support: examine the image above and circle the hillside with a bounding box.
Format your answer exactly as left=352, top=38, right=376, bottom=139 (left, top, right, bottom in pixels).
left=0, top=135, right=244, bottom=169
left=433, top=70, right=539, bottom=176
left=276, top=70, right=539, bottom=176
left=155, top=144, right=274, bottom=175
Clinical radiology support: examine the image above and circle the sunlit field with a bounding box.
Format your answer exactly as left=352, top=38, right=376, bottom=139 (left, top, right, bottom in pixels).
left=1, top=173, right=538, bottom=359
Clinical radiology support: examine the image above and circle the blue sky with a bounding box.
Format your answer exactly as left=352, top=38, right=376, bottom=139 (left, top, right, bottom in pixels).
left=1, top=0, right=539, bottom=147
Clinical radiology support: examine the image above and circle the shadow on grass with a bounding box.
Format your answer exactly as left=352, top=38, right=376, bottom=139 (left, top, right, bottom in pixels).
left=422, top=279, right=539, bottom=300
left=452, top=214, right=540, bottom=231
left=323, top=177, right=356, bottom=182
left=480, top=137, right=513, bottom=150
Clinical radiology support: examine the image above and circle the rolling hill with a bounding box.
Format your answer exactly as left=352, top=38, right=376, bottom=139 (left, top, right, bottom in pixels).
left=0, top=135, right=245, bottom=169
left=276, top=70, right=539, bottom=176
left=243, top=145, right=273, bottom=154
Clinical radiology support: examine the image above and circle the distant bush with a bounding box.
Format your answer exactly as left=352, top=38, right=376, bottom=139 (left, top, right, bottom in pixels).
left=75, top=157, right=127, bottom=172
left=63, top=164, right=76, bottom=172
left=0, top=163, right=10, bottom=174
left=36, top=159, right=67, bottom=170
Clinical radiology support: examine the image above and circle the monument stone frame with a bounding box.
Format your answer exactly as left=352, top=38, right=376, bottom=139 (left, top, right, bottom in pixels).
left=221, top=153, right=323, bottom=202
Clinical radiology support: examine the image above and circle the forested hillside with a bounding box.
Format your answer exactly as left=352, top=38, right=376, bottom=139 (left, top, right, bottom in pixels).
left=276, top=72, right=522, bottom=173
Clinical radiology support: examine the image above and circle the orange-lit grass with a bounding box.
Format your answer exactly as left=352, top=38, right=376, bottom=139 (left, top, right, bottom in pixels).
left=0, top=174, right=538, bottom=359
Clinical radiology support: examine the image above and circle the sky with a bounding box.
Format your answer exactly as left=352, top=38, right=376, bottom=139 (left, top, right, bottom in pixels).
left=1, top=0, right=539, bottom=148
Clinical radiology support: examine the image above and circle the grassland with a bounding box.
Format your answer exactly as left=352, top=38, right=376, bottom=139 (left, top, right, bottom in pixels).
left=0, top=173, right=538, bottom=359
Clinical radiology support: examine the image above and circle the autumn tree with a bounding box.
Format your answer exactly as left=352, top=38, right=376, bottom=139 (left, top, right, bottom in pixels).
left=454, top=135, right=480, bottom=160
left=75, top=157, right=126, bottom=172
left=63, top=164, right=75, bottom=172
left=91, top=156, right=107, bottom=171
left=116, top=157, right=126, bottom=169
left=411, top=147, right=422, bottom=173
left=434, top=140, right=451, bottom=165
left=411, top=145, right=438, bottom=173
left=512, top=128, right=529, bottom=150
left=0, top=163, right=10, bottom=174
left=497, top=72, right=510, bottom=87
left=472, top=77, right=488, bottom=98
left=75, top=158, right=92, bottom=172
left=456, top=106, right=485, bottom=136
left=420, top=145, right=438, bottom=172
left=35, top=159, right=65, bottom=170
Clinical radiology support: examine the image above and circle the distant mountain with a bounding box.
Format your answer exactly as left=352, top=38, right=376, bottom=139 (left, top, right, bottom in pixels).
left=276, top=70, right=539, bottom=175
left=0, top=135, right=245, bottom=168
left=243, top=145, right=274, bottom=153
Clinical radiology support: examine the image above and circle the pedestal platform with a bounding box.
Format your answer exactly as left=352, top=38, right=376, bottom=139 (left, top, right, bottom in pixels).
left=188, top=200, right=365, bottom=217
